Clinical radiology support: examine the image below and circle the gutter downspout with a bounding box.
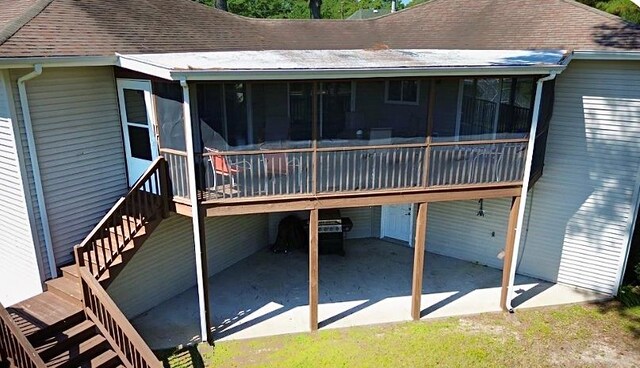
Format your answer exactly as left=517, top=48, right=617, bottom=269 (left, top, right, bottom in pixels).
left=506, top=72, right=557, bottom=311
left=180, top=79, right=212, bottom=344
left=18, top=64, right=58, bottom=279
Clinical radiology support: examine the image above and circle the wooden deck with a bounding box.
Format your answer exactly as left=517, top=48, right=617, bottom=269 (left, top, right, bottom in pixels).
left=7, top=292, right=82, bottom=340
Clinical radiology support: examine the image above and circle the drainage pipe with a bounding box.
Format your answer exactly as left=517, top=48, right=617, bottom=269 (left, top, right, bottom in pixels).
left=18, top=64, right=58, bottom=279
left=506, top=72, right=557, bottom=311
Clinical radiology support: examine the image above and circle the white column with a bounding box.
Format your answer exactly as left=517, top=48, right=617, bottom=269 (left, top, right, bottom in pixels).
left=181, top=79, right=213, bottom=344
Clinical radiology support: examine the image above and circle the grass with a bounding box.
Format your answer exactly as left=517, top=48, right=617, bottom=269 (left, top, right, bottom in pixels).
left=159, top=301, right=640, bottom=368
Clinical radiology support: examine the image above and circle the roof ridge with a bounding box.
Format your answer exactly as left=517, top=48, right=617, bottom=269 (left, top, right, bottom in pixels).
left=0, top=0, right=55, bottom=46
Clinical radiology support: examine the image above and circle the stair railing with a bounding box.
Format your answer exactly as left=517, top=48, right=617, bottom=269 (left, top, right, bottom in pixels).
left=74, top=157, right=168, bottom=368
left=74, top=265, right=161, bottom=368
left=0, top=302, right=47, bottom=368
left=76, top=156, right=169, bottom=279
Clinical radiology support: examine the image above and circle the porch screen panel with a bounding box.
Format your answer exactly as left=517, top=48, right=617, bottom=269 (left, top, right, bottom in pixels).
left=326, top=80, right=428, bottom=148
left=458, top=77, right=534, bottom=141
left=196, top=83, right=226, bottom=152
left=530, top=78, right=556, bottom=185
left=153, top=81, right=185, bottom=151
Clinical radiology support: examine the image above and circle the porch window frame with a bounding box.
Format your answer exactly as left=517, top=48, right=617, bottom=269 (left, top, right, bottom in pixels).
left=384, top=79, right=420, bottom=106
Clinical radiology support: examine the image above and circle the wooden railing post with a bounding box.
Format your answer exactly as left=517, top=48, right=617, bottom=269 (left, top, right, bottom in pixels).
left=423, top=79, right=436, bottom=188
left=159, top=157, right=170, bottom=218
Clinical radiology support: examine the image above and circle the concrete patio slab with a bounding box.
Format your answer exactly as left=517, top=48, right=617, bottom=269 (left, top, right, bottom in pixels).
left=130, top=238, right=611, bottom=349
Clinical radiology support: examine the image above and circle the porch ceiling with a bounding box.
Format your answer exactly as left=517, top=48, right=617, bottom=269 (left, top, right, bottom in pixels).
left=116, top=49, right=569, bottom=81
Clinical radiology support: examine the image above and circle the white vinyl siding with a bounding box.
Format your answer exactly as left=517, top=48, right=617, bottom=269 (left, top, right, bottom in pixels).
left=426, top=198, right=513, bottom=270
left=518, top=60, right=640, bottom=294
left=0, top=70, right=43, bottom=305
left=108, top=214, right=269, bottom=318
left=10, top=67, right=128, bottom=268
left=425, top=61, right=640, bottom=295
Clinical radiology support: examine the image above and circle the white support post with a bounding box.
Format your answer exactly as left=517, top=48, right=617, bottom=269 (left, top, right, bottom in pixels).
left=505, top=73, right=557, bottom=311
left=181, top=79, right=213, bottom=344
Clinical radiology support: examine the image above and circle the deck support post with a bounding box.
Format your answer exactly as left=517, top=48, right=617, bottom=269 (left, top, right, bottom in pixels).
left=309, top=208, right=319, bottom=331
left=411, top=202, right=428, bottom=321
left=181, top=79, right=213, bottom=344
left=501, top=196, right=521, bottom=311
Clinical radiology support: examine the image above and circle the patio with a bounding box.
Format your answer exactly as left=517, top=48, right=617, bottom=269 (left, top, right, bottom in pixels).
left=131, top=238, right=610, bottom=349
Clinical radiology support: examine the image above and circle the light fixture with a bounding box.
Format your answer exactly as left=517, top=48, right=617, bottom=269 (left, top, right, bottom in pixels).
left=477, top=199, right=485, bottom=217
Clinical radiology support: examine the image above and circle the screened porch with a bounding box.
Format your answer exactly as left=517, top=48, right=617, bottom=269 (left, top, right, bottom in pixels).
left=153, top=76, right=550, bottom=203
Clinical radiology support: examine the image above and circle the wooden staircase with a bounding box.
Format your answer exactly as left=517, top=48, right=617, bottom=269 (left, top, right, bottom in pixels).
left=6, top=289, right=122, bottom=368
left=1, top=157, right=168, bottom=368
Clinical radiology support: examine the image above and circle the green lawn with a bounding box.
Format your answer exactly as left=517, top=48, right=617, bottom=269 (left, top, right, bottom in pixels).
left=160, top=301, right=640, bottom=368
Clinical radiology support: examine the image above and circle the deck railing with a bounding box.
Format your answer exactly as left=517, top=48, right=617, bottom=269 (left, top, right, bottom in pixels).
left=75, top=266, right=161, bottom=368
left=162, top=139, right=528, bottom=203
left=429, top=140, right=527, bottom=187
left=0, top=302, right=46, bottom=368
left=74, top=157, right=167, bottom=368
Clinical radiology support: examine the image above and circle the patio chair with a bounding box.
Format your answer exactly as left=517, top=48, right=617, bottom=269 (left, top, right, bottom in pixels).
left=261, top=152, right=303, bottom=193
left=469, top=146, right=505, bottom=182
left=205, top=147, right=252, bottom=196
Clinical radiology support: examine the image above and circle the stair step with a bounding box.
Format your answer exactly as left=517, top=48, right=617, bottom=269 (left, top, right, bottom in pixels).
left=36, top=320, right=97, bottom=361
left=86, top=349, right=121, bottom=368
left=45, top=334, right=110, bottom=368
left=60, top=265, right=79, bottom=281
left=9, top=292, right=82, bottom=342
left=46, top=277, right=82, bottom=307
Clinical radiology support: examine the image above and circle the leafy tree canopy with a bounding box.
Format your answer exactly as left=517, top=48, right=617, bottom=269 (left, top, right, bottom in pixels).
left=404, top=0, right=640, bottom=24
left=195, top=0, right=404, bottom=19
left=195, top=0, right=640, bottom=23
left=575, top=0, right=640, bottom=23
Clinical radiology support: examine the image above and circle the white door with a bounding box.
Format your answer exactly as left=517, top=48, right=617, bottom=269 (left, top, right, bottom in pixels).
left=381, top=204, right=414, bottom=245
left=117, top=80, right=158, bottom=187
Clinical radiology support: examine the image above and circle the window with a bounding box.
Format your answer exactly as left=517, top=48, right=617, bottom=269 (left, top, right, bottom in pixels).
left=385, top=80, right=419, bottom=105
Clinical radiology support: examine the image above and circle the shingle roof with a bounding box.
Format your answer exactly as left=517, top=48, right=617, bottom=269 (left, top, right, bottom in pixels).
left=0, top=0, right=638, bottom=58
left=0, top=0, right=53, bottom=44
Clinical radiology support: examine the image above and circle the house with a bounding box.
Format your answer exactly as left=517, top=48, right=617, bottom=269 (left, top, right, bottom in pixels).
left=1, top=0, right=640, bottom=366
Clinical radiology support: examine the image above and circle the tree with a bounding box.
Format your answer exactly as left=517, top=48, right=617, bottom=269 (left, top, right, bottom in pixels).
left=404, top=0, right=640, bottom=24
left=216, top=0, right=228, bottom=11
left=576, top=0, right=640, bottom=24
left=309, top=0, right=323, bottom=19
left=194, top=0, right=404, bottom=19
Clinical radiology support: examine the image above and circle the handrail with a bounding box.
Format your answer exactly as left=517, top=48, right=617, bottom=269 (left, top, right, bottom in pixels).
left=193, top=138, right=530, bottom=157
left=75, top=266, right=161, bottom=368
left=74, top=157, right=168, bottom=368
left=0, top=302, right=47, bottom=368
left=76, top=156, right=168, bottom=279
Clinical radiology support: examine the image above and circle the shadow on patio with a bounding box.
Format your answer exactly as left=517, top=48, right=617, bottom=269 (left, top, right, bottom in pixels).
left=132, top=238, right=609, bottom=349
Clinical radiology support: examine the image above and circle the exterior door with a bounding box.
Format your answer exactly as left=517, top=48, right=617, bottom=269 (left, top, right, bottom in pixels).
left=381, top=204, right=414, bottom=245
left=117, top=79, right=158, bottom=187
